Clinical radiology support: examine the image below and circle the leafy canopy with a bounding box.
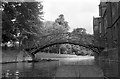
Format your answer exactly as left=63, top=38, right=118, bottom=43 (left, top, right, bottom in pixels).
left=2, top=1, right=43, bottom=48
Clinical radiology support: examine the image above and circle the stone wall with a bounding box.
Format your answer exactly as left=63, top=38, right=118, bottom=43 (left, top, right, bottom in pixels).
left=94, top=2, right=120, bottom=62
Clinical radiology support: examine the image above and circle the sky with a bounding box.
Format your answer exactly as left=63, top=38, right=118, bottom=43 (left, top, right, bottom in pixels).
left=42, top=0, right=100, bottom=34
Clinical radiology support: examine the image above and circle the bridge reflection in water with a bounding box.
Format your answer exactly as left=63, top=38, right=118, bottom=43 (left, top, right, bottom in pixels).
left=2, top=55, right=119, bottom=78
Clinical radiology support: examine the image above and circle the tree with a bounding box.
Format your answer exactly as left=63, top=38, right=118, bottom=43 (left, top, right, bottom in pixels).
left=72, top=28, right=94, bottom=45
left=2, top=1, right=43, bottom=49
left=43, top=21, right=69, bottom=35
left=39, top=14, right=70, bottom=53
left=55, top=14, right=69, bottom=29
left=43, top=14, right=69, bottom=35
left=59, top=44, right=72, bottom=54
left=71, top=28, right=94, bottom=55
left=72, top=28, right=86, bottom=35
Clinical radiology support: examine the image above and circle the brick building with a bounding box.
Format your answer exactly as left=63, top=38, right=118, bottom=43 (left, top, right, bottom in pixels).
left=93, top=1, right=120, bottom=61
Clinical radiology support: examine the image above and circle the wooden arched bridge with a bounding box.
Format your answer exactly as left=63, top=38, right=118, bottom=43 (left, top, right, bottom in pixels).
left=25, top=32, right=104, bottom=58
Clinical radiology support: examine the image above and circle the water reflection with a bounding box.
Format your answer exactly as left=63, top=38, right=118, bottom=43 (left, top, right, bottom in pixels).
left=2, top=61, right=59, bottom=77
left=58, top=57, right=95, bottom=65
left=2, top=56, right=119, bottom=78
left=96, top=60, right=120, bottom=77
left=55, top=57, right=104, bottom=77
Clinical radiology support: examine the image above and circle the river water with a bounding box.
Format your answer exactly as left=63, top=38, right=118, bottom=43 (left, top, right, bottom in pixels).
left=1, top=56, right=120, bottom=78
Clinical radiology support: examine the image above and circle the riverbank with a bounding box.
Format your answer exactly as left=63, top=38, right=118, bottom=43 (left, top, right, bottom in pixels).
left=1, top=49, right=24, bottom=64
left=1, top=49, right=94, bottom=64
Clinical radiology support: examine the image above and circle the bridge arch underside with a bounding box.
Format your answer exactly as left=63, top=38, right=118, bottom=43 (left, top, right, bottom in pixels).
left=26, top=33, right=104, bottom=56
left=31, top=41, right=103, bottom=55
